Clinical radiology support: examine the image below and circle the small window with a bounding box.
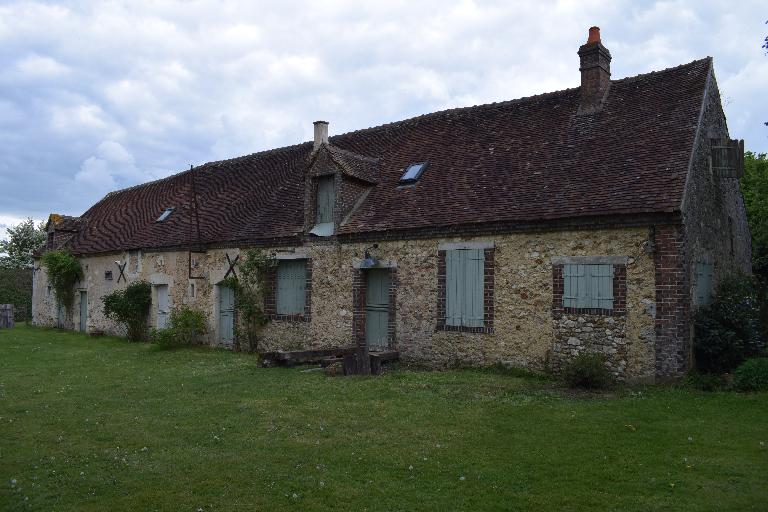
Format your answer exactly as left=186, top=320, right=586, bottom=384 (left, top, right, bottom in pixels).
left=563, top=264, right=614, bottom=309
left=276, top=260, right=307, bottom=315
left=695, top=262, right=714, bottom=306
left=46, top=285, right=51, bottom=297
left=445, top=249, right=485, bottom=327
left=189, top=282, right=196, bottom=298
left=399, top=162, right=427, bottom=184
left=105, top=270, right=113, bottom=281
left=156, top=207, right=175, bottom=222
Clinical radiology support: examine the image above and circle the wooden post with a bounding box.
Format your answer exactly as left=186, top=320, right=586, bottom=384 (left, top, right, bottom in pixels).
left=0, top=304, right=14, bottom=329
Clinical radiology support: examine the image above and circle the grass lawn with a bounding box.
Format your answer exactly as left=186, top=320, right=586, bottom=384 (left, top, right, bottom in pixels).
left=0, top=326, right=766, bottom=511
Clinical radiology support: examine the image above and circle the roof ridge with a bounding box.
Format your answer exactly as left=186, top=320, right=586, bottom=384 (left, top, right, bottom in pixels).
left=611, top=57, right=711, bottom=85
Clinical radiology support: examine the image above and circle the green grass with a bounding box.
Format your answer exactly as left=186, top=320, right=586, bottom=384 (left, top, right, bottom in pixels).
left=1, top=326, right=766, bottom=511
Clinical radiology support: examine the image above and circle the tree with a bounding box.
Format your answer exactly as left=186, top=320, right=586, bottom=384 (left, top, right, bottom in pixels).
left=0, top=218, right=46, bottom=269
left=740, top=152, right=768, bottom=276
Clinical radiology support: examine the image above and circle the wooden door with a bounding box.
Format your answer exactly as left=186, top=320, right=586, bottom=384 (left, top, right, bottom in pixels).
left=56, top=303, right=65, bottom=329
left=79, top=291, right=87, bottom=332
left=155, top=285, right=169, bottom=329
left=365, top=269, right=390, bottom=351
left=219, top=285, right=235, bottom=346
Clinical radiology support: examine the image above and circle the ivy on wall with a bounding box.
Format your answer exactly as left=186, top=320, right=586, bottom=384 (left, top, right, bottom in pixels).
left=221, top=249, right=275, bottom=352
left=40, top=250, right=83, bottom=313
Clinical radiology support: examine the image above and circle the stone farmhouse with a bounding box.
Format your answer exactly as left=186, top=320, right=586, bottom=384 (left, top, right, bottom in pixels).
left=33, top=28, right=750, bottom=382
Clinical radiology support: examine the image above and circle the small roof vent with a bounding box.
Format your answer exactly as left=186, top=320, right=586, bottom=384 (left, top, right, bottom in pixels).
left=156, top=207, right=175, bottom=222
left=399, top=162, right=427, bottom=184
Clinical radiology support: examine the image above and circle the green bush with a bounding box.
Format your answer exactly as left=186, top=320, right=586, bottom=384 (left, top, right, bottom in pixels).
left=150, top=306, right=208, bottom=348
left=733, top=358, right=768, bottom=392
left=694, top=273, right=764, bottom=374
left=562, top=353, right=614, bottom=390
left=168, top=306, right=207, bottom=345
left=684, top=371, right=727, bottom=392
left=102, top=281, right=152, bottom=342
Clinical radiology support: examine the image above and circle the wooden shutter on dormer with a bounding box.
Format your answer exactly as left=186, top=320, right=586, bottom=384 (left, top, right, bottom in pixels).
left=316, top=177, right=335, bottom=224
left=710, top=138, right=744, bottom=178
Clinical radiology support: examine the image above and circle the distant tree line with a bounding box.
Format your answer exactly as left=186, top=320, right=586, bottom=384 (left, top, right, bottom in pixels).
left=0, top=219, right=46, bottom=321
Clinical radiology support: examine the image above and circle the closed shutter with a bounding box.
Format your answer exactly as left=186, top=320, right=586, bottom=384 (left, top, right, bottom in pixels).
left=316, top=177, right=334, bottom=224
left=277, top=260, right=307, bottom=315
left=445, top=249, right=485, bottom=327
left=564, top=264, right=614, bottom=309
left=695, top=262, right=714, bottom=306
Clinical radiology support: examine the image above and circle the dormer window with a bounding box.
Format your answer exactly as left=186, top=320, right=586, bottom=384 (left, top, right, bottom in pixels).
left=310, top=176, right=334, bottom=236
left=156, top=207, right=175, bottom=222
left=399, top=162, right=427, bottom=184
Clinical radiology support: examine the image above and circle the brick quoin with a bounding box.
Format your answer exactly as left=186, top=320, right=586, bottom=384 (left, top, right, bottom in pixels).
left=653, top=224, right=690, bottom=379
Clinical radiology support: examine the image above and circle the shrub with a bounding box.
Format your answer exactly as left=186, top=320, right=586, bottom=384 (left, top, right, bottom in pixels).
left=733, top=358, right=768, bottom=392
left=694, top=273, right=764, bottom=374
left=150, top=306, right=208, bottom=348
left=562, top=353, right=614, bottom=390
left=684, top=371, right=727, bottom=392
left=40, top=250, right=83, bottom=313
left=168, top=306, right=207, bottom=345
left=102, top=281, right=152, bottom=342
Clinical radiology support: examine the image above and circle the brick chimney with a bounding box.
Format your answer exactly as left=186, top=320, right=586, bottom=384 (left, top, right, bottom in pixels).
left=577, top=26, right=611, bottom=114
left=313, top=120, right=329, bottom=149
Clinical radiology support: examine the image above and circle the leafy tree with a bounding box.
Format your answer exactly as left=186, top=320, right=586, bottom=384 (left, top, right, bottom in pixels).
left=741, top=152, right=768, bottom=276
left=102, top=281, right=152, bottom=341
left=0, top=218, right=46, bottom=269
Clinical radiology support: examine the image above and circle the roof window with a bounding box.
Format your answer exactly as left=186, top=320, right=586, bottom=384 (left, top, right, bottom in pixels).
left=399, top=162, right=427, bottom=184
left=156, top=207, right=175, bottom=222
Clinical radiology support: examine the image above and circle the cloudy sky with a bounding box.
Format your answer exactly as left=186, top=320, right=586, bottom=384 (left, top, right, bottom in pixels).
left=0, top=0, right=766, bottom=240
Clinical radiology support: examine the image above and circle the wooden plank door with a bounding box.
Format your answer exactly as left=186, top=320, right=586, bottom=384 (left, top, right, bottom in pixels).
left=219, top=285, right=235, bottom=346
left=155, top=285, right=169, bottom=329
left=79, top=291, right=87, bottom=332
left=56, top=303, right=65, bottom=329
left=365, top=269, right=390, bottom=351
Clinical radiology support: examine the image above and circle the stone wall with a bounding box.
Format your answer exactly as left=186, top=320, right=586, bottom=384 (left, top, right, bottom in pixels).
left=32, top=226, right=657, bottom=381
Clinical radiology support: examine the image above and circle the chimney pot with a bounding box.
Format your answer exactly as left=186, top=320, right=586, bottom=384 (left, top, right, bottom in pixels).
left=313, top=120, right=329, bottom=149
left=587, top=26, right=600, bottom=44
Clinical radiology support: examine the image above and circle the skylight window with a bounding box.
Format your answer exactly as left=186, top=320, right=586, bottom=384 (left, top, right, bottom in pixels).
left=399, top=162, right=427, bottom=184
left=156, top=207, right=175, bottom=222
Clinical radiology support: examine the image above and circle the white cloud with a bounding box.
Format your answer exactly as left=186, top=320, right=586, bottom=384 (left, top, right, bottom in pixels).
left=0, top=0, right=764, bottom=222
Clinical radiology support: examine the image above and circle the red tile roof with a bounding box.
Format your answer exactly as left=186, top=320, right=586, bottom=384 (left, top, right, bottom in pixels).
left=63, top=58, right=712, bottom=255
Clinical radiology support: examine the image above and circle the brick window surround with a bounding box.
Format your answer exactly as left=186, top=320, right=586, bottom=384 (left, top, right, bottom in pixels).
left=551, top=256, right=627, bottom=317
left=436, top=246, right=495, bottom=334
left=264, top=258, right=312, bottom=322
left=352, top=267, right=397, bottom=349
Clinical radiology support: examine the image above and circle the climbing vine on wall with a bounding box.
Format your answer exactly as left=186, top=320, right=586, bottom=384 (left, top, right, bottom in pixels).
left=221, top=249, right=275, bottom=352
left=40, top=250, right=83, bottom=313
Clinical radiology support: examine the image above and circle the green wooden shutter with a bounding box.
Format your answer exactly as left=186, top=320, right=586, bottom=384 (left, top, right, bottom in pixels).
left=445, top=250, right=462, bottom=326
left=465, top=249, right=485, bottom=327
left=564, top=264, right=613, bottom=309
left=589, top=264, right=614, bottom=309
left=277, top=260, right=307, bottom=315
left=445, top=249, right=485, bottom=327
left=695, top=262, right=714, bottom=306
left=316, top=177, right=334, bottom=224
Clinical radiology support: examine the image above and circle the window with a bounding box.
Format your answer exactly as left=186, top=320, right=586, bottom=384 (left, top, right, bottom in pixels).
left=399, top=162, right=427, bottom=184
left=310, top=176, right=334, bottom=236
left=156, top=207, right=175, bottom=222
left=445, top=249, right=485, bottom=327
left=105, top=270, right=113, bottom=281
left=189, top=282, right=196, bottom=298
left=563, top=264, right=614, bottom=309
left=695, top=262, right=714, bottom=306
left=276, top=260, right=307, bottom=315
left=46, top=285, right=51, bottom=297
